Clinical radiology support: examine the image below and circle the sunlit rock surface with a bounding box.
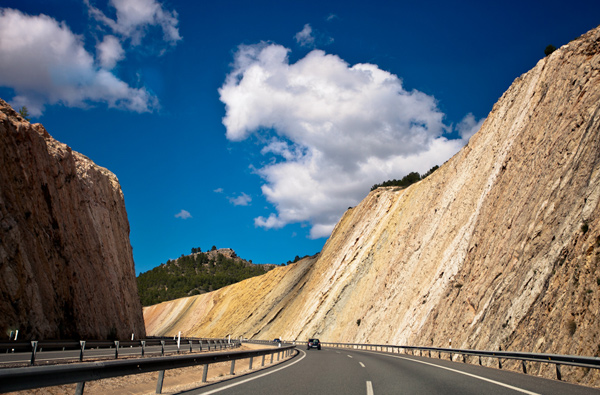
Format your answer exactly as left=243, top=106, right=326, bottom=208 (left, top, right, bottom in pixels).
left=0, top=100, right=145, bottom=340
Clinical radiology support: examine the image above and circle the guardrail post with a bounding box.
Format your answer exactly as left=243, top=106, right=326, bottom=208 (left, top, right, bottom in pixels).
left=30, top=341, right=38, bottom=365
left=498, top=358, right=502, bottom=369
left=114, top=341, right=119, bottom=359
left=249, top=356, right=253, bottom=370
left=189, top=340, right=193, bottom=353
left=79, top=341, right=85, bottom=362
left=161, top=340, right=165, bottom=356
left=478, top=356, right=482, bottom=365
left=202, top=364, right=209, bottom=382
left=270, top=352, right=274, bottom=363
left=556, top=364, right=562, bottom=380
left=230, top=360, right=235, bottom=375
left=156, top=370, right=165, bottom=394
left=75, top=382, right=85, bottom=395
left=522, top=360, right=527, bottom=374
left=462, top=354, right=466, bottom=363
left=199, top=340, right=203, bottom=352
left=141, top=341, right=145, bottom=357
left=208, top=340, right=211, bottom=351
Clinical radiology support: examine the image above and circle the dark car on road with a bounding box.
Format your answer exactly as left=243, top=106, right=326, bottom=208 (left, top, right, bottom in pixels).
left=307, top=338, right=321, bottom=350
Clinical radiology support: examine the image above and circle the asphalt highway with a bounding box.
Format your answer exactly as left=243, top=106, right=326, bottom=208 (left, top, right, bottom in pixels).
left=182, top=347, right=600, bottom=395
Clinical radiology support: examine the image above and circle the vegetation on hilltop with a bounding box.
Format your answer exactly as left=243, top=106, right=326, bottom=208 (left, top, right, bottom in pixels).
left=370, top=165, right=439, bottom=191
left=137, top=248, right=276, bottom=306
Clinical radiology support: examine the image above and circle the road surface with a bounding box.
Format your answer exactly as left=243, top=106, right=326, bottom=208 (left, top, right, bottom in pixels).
left=180, top=347, right=600, bottom=395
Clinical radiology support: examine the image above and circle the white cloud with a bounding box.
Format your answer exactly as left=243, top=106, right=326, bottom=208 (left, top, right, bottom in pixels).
left=220, top=43, right=480, bottom=239
left=86, top=0, right=181, bottom=46
left=229, top=192, right=252, bottom=206
left=0, top=8, right=158, bottom=115
left=214, top=188, right=224, bottom=193
left=294, top=24, right=315, bottom=48
left=175, top=209, right=192, bottom=219
left=97, top=35, right=125, bottom=69
left=294, top=23, right=333, bottom=48
left=456, top=112, right=485, bottom=141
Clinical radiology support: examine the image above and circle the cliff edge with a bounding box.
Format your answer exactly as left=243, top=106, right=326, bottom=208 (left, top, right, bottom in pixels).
left=0, top=100, right=145, bottom=340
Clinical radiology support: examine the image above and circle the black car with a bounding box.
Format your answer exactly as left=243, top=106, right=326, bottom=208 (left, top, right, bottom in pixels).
left=307, top=338, right=321, bottom=350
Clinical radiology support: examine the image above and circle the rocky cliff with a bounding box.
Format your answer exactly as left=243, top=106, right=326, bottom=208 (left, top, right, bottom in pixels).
left=0, top=100, right=145, bottom=340
left=144, top=26, right=600, bottom=384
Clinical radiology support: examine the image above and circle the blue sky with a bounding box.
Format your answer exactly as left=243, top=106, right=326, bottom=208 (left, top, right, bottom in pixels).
left=1, top=0, right=599, bottom=274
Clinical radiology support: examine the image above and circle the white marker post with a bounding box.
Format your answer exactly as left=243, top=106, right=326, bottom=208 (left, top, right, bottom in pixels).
left=177, top=331, right=181, bottom=352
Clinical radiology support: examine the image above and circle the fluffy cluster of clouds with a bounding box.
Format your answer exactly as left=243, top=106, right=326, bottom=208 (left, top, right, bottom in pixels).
left=220, top=43, right=483, bottom=239
left=0, top=0, right=180, bottom=116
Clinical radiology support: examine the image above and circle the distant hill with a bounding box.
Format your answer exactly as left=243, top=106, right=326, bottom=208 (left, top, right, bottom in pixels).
left=137, top=248, right=277, bottom=306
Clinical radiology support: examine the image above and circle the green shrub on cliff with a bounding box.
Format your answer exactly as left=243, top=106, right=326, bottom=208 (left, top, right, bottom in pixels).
left=370, top=165, right=439, bottom=191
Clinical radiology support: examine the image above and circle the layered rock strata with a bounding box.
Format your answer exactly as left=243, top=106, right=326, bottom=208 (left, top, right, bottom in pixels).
left=145, top=26, right=600, bottom=385
left=0, top=100, right=145, bottom=340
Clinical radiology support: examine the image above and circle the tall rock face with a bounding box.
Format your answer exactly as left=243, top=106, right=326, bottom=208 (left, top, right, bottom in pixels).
left=145, top=26, right=600, bottom=384
left=0, top=100, right=145, bottom=340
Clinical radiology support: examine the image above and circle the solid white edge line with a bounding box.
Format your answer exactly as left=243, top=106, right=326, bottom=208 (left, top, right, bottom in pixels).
left=197, top=349, right=306, bottom=395
left=361, top=350, right=540, bottom=395
left=366, top=380, right=374, bottom=395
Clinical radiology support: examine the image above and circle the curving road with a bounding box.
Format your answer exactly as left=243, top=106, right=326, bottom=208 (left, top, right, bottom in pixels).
left=181, top=347, right=600, bottom=395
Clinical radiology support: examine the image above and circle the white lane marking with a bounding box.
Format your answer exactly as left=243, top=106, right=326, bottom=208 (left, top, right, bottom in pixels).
left=197, top=349, right=306, bottom=394
left=366, top=380, right=374, bottom=395
left=362, top=350, right=540, bottom=395
left=336, top=351, right=341, bottom=354
left=347, top=355, right=353, bottom=358
left=359, top=362, right=365, bottom=368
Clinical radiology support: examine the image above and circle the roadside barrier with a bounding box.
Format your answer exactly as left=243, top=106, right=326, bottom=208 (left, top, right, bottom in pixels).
left=0, top=341, right=296, bottom=394
left=319, top=341, right=600, bottom=381
left=0, top=337, right=236, bottom=366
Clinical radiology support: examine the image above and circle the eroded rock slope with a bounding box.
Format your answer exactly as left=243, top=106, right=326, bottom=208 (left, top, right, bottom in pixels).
left=145, top=26, right=600, bottom=384
left=0, top=100, right=145, bottom=340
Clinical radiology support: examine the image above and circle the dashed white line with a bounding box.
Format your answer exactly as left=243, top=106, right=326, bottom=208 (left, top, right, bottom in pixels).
left=359, top=362, right=365, bottom=368
left=347, top=355, right=353, bottom=358
left=366, top=380, right=374, bottom=395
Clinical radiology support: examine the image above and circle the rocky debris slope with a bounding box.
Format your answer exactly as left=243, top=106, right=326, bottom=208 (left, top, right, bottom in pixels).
left=145, top=26, right=600, bottom=385
left=0, top=100, right=145, bottom=340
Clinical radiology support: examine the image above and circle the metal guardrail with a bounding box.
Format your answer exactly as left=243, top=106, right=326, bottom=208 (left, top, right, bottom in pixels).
left=0, top=337, right=235, bottom=365
left=319, top=341, right=600, bottom=381
left=0, top=342, right=296, bottom=394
